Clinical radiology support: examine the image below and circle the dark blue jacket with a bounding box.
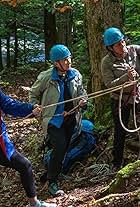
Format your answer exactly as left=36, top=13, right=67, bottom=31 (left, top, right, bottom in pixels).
left=0, top=90, right=33, bottom=160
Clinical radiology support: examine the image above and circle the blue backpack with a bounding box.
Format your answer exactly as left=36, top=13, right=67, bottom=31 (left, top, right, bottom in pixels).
left=43, top=120, right=96, bottom=174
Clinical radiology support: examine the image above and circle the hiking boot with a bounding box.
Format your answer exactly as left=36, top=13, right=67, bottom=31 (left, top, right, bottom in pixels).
left=27, top=200, right=57, bottom=207
left=58, top=173, right=73, bottom=181
left=48, top=182, right=64, bottom=197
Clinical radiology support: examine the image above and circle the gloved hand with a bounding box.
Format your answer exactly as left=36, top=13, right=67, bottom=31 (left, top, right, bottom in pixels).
left=32, top=104, right=42, bottom=118
left=127, top=68, right=138, bottom=81
left=79, top=99, right=87, bottom=110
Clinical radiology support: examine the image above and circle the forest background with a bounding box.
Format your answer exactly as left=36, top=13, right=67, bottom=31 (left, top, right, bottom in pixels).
left=0, top=0, right=140, bottom=128
left=0, top=0, right=140, bottom=207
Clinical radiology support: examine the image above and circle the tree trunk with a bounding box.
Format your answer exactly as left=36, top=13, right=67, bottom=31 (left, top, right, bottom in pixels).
left=44, top=8, right=57, bottom=61
left=84, top=0, right=123, bottom=123
left=23, top=10, right=26, bottom=63
left=14, top=10, right=18, bottom=68
left=6, top=36, right=11, bottom=68
left=57, top=10, right=73, bottom=47
left=0, top=38, right=4, bottom=71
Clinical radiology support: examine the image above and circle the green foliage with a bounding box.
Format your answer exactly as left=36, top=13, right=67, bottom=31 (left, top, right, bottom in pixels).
left=94, top=110, right=112, bottom=134
left=82, top=100, right=113, bottom=134
left=82, top=101, right=94, bottom=120
left=25, top=133, right=43, bottom=164
left=0, top=80, right=10, bottom=86
left=73, top=39, right=90, bottom=85
left=124, top=0, right=140, bottom=44
left=70, top=1, right=90, bottom=85
left=0, top=4, right=15, bottom=37
left=118, top=160, right=140, bottom=178
left=0, top=0, right=139, bottom=132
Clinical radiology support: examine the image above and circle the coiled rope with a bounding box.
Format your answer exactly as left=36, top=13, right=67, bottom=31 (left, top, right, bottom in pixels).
left=119, top=83, right=140, bottom=133
left=74, top=163, right=111, bottom=183
left=118, top=79, right=140, bottom=158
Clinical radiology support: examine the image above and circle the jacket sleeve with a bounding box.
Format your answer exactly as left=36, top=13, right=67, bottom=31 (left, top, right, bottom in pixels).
left=0, top=90, right=33, bottom=117
left=101, top=56, right=129, bottom=88
left=29, top=72, right=48, bottom=105
left=134, top=45, right=140, bottom=57
left=75, top=70, right=88, bottom=99
left=133, top=45, right=140, bottom=74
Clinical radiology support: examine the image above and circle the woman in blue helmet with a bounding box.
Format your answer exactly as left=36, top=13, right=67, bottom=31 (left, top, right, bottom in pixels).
left=101, top=27, right=140, bottom=171
left=29, top=44, right=87, bottom=196
left=0, top=90, right=56, bottom=207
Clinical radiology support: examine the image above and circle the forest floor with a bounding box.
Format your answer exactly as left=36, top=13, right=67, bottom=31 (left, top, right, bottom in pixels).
left=0, top=65, right=140, bottom=207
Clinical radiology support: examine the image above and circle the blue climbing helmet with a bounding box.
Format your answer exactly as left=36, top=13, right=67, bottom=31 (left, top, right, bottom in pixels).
left=103, top=27, right=124, bottom=46
left=49, top=44, right=71, bottom=62
left=81, top=119, right=94, bottom=134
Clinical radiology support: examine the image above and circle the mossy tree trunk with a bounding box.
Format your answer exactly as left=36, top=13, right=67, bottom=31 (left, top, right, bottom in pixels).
left=85, top=160, right=140, bottom=207
left=84, top=0, right=123, bottom=123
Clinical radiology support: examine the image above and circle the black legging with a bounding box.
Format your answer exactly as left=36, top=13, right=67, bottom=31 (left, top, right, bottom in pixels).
left=111, top=98, right=132, bottom=167
left=0, top=148, right=36, bottom=198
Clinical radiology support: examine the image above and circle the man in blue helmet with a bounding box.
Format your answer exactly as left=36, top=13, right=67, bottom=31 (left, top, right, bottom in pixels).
left=101, top=27, right=140, bottom=171
left=29, top=44, right=87, bottom=196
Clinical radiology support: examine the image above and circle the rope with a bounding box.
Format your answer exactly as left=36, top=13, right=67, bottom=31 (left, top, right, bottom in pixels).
left=24, top=79, right=138, bottom=119
left=119, top=83, right=140, bottom=133
left=118, top=78, right=140, bottom=158
left=1, top=79, right=139, bottom=138
left=6, top=104, right=80, bottom=123
left=43, top=80, right=138, bottom=109
left=1, top=79, right=138, bottom=122
left=85, top=163, right=110, bottom=174
left=74, top=163, right=110, bottom=183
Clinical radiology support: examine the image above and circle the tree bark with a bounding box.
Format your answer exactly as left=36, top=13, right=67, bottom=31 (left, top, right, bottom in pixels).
left=0, top=38, right=4, bottom=71
left=13, top=9, right=18, bottom=68
left=44, top=8, right=57, bottom=61
left=57, top=10, right=73, bottom=47
left=84, top=0, right=123, bottom=123
left=6, top=35, right=11, bottom=68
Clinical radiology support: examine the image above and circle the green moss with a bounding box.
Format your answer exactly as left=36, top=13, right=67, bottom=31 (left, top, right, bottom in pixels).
left=118, top=160, right=140, bottom=178
left=108, top=160, right=140, bottom=193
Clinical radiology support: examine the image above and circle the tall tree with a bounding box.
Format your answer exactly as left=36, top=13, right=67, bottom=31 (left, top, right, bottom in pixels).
left=13, top=8, right=18, bottom=68
left=56, top=5, right=73, bottom=47
left=44, top=2, right=57, bottom=60
left=84, top=0, right=123, bottom=123
left=0, top=38, right=4, bottom=71
left=6, top=35, right=11, bottom=68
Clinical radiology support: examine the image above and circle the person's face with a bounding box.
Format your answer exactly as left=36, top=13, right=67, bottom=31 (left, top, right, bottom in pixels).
left=55, top=56, right=72, bottom=73
left=112, top=39, right=128, bottom=57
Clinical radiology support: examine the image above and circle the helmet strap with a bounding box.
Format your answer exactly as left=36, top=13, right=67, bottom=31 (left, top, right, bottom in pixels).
left=55, top=61, right=67, bottom=74
left=106, top=46, right=115, bottom=54
left=107, top=46, right=127, bottom=58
